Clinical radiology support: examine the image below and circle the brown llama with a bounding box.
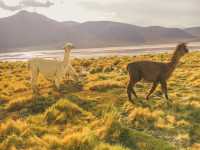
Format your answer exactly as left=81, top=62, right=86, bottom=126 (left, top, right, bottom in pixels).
left=127, top=43, right=189, bottom=103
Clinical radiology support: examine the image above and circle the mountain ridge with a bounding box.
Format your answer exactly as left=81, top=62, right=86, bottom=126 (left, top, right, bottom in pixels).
left=0, top=10, right=198, bottom=52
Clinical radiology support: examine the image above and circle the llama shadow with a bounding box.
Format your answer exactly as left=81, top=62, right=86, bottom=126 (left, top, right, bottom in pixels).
left=65, top=94, right=100, bottom=117
left=31, top=80, right=83, bottom=99
left=59, top=80, right=84, bottom=94
left=1, top=95, right=57, bottom=120
left=129, top=96, right=173, bottom=110
left=129, top=98, right=151, bottom=108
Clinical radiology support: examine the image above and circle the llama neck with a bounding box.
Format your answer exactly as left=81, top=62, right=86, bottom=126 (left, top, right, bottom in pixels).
left=170, top=51, right=181, bottom=66
left=63, top=51, right=70, bottom=64
left=168, top=51, right=181, bottom=74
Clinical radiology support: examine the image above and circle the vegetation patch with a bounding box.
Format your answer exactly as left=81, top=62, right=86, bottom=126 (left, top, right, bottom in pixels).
left=0, top=52, right=200, bottom=149
left=44, top=99, right=94, bottom=125
left=86, top=80, right=125, bottom=91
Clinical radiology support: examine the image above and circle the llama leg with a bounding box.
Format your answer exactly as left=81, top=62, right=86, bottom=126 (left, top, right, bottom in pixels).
left=161, top=81, right=169, bottom=100
left=127, top=82, right=133, bottom=102
left=31, top=68, right=38, bottom=94
left=66, top=73, right=70, bottom=81
left=127, top=70, right=140, bottom=103
left=32, top=79, right=37, bottom=94
left=146, top=82, right=158, bottom=100
left=69, top=65, right=78, bottom=80
left=54, top=78, right=60, bottom=89
left=127, top=80, right=138, bottom=103
left=131, top=80, right=138, bottom=98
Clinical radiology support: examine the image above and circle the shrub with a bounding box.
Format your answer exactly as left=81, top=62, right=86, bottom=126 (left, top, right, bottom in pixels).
left=87, top=80, right=124, bottom=91
left=63, top=129, right=98, bottom=150
left=44, top=99, right=94, bottom=125
left=103, top=66, right=114, bottom=73
left=190, top=124, right=200, bottom=144
left=0, top=120, right=28, bottom=142
left=27, top=96, right=56, bottom=114
left=42, top=135, right=64, bottom=150
left=189, top=109, right=200, bottom=123
left=95, top=143, right=130, bottom=150
left=124, top=104, right=164, bottom=129
left=7, top=96, right=56, bottom=116
left=6, top=99, right=29, bottom=112
left=90, top=66, right=104, bottom=74
left=98, top=112, right=175, bottom=150
left=0, top=135, right=25, bottom=150
left=0, top=120, right=36, bottom=149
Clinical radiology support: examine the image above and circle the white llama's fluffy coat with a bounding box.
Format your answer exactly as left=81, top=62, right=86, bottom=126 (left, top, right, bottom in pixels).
left=29, top=44, right=77, bottom=93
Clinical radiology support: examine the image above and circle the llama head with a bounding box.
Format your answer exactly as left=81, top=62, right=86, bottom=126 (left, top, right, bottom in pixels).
left=64, top=43, right=75, bottom=52
left=176, top=43, right=189, bottom=56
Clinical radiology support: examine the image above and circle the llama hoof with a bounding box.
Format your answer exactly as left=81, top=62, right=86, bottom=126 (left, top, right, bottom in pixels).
left=164, top=97, right=171, bottom=102
left=166, top=101, right=172, bottom=107
left=32, top=92, right=39, bottom=99
left=56, top=87, right=61, bottom=92
left=167, top=98, right=173, bottom=104
left=32, top=88, right=39, bottom=95
left=53, top=85, right=60, bottom=91
left=129, top=101, right=134, bottom=104
left=128, top=99, right=135, bottom=104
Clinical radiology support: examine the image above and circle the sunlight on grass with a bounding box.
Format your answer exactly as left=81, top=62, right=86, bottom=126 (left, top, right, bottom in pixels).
left=0, top=51, right=200, bottom=149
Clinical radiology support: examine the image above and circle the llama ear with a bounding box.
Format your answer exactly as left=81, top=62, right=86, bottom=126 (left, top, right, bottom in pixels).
left=182, top=42, right=188, bottom=46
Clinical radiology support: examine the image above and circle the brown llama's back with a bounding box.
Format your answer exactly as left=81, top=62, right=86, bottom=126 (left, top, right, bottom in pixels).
left=127, top=61, right=170, bottom=82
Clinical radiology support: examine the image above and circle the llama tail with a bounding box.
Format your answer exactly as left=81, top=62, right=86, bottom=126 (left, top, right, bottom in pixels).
left=127, top=63, right=131, bottom=72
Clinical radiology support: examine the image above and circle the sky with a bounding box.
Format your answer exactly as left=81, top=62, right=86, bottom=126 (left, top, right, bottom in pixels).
left=0, top=0, right=199, bottom=28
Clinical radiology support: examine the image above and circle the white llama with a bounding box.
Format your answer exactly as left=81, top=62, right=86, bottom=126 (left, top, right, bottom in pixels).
left=29, top=43, right=78, bottom=93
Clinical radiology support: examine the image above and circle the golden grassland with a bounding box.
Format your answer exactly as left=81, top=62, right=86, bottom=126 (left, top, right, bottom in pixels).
left=0, top=51, right=200, bottom=150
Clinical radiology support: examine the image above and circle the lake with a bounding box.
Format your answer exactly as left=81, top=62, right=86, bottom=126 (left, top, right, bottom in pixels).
left=0, top=42, right=200, bottom=61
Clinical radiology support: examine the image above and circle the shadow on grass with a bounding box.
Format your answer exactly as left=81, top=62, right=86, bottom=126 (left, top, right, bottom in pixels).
left=59, top=80, right=83, bottom=94
left=6, top=96, right=57, bottom=117
left=101, top=112, right=176, bottom=150
left=66, top=94, right=106, bottom=117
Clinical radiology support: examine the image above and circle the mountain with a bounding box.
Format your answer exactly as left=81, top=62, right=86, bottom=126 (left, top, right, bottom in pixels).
left=140, top=26, right=194, bottom=42
left=0, top=11, right=196, bottom=52
left=73, top=21, right=145, bottom=48
left=185, top=27, right=200, bottom=38
left=0, top=11, right=68, bottom=50
left=62, top=21, right=80, bottom=27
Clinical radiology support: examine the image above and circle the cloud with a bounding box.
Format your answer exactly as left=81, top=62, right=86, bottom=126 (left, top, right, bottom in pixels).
left=79, top=0, right=200, bottom=27
left=0, top=1, right=22, bottom=11
left=20, top=0, right=54, bottom=8
left=0, top=0, right=54, bottom=11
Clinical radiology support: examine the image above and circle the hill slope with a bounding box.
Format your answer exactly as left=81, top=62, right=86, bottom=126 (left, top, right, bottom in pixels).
left=185, top=27, right=200, bottom=38
left=0, top=11, right=195, bottom=52
left=0, top=11, right=68, bottom=50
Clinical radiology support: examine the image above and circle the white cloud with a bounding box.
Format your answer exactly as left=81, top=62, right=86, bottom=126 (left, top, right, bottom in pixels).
left=0, top=0, right=54, bottom=11
left=0, top=0, right=199, bottom=27
left=0, top=0, right=21, bottom=11
left=20, top=0, right=53, bottom=8
left=79, top=0, right=200, bottom=27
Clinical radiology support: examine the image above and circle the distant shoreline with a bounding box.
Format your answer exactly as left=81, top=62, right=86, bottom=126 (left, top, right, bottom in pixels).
left=0, top=42, right=200, bottom=61
left=0, top=41, right=200, bottom=53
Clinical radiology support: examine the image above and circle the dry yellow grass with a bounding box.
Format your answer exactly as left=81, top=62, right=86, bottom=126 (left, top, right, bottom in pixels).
left=0, top=51, right=200, bottom=149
